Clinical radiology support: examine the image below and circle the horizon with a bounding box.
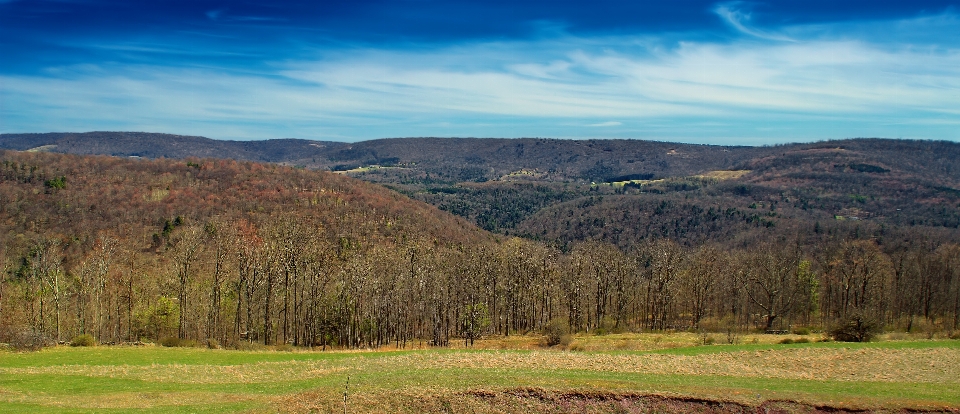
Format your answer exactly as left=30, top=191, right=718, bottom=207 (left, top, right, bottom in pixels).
left=2, top=1, right=959, bottom=145
left=6, top=130, right=951, bottom=149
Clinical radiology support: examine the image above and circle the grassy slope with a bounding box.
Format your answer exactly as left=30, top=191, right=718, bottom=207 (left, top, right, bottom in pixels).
left=1, top=339, right=958, bottom=413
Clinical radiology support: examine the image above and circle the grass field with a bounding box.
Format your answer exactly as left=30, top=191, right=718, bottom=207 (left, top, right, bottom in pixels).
left=1, top=335, right=958, bottom=413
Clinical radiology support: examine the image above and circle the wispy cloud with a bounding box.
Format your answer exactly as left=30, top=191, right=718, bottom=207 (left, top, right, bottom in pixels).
left=2, top=10, right=959, bottom=143
left=206, top=8, right=284, bottom=23
left=714, top=2, right=796, bottom=42
left=589, top=121, right=622, bottom=127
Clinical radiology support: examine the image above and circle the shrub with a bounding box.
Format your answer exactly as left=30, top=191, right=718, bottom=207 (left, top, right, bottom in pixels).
left=950, top=331, right=960, bottom=340
left=794, top=337, right=810, bottom=344
left=178, top=339, right=199, bottom=348
left=70, top=334, right=97, bottom=347
left=206, top=339, right=220, bottom=349
left=160, top=336, right=181, bottom=347
left=9, top=330, right=50, bottom=351
left=542, top=319, right=569, bottom=347
left=275, top=343, right=295, bottom=352
left=829, top=313, right=881, bottom=342
left=778, top=338, right=794, bottom=344
left=160, top=337, right=202, bottom=347
left=792, top=327, right=811, bottom=336
left=559, top=334, right=575, bottom=348
left=594, top=316, right=621, bottom=335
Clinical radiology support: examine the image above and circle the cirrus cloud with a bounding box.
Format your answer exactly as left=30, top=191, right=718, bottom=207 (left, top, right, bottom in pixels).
left=2, top=6, right=959, bottom=143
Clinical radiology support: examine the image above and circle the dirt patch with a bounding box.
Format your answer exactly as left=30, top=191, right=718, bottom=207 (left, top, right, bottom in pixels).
left=279, top=387, right=960, bottom=414
left=462, top=388, right=958, bottom=414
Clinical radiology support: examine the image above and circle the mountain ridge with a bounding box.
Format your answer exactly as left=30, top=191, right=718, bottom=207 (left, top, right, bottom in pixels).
left=4, top=131, right=959, bottom=248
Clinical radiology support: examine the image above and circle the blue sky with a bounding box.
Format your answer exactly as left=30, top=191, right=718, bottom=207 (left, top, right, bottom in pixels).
left=1, top=1, right=959, bottom=144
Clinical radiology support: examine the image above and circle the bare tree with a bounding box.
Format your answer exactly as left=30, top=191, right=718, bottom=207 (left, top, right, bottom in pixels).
left=638, top=239, right=684, bottom=330
left=742, top=242, right=811, bottom=332
left=32, top=238, right=64, bottom=342
left=682, top=246, right=724, bottom=330
left=170, top=224, right=205, bottom=340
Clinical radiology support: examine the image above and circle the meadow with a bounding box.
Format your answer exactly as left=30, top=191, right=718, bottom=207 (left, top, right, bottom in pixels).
left=1, top=334, right=958, bottom=413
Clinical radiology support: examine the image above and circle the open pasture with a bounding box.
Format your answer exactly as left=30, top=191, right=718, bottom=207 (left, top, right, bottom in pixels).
left=1, top=335, right=958, bottom=413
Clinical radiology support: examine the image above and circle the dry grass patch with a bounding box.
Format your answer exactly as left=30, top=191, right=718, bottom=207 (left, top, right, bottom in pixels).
left=696, top=170, right=751, bottom=180
left=373, top=346, right=960, bottom=384
left=0, top=390, right=257, bottom=410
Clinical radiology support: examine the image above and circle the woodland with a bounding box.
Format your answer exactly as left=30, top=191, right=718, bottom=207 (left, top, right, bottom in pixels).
left=1, top=138, right=959, bottom=350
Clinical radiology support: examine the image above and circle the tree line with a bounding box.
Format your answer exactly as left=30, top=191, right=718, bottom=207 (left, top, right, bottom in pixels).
left=4, top=221, right=959, bottom=349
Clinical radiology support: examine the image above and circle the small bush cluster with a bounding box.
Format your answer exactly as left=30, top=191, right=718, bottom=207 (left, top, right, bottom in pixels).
left=160, top=337, right=199, bottom=347
left=542, top=319, right=569, bottom=347
left=70, top=334, right=97, bottom=347
left=160, top=336, right=180, bottom=347
left=829, top=314, right=881, bottom=342
left=592, top=316, right=624, bottom=336
left=8, top=330, right=51, bottom=351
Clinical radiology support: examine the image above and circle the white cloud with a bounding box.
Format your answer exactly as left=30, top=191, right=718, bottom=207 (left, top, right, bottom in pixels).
left=2, top=12, right=959, bottom=142
left=714, top=2, right=797, bottom=42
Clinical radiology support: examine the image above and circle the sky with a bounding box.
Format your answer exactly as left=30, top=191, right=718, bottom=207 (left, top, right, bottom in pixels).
left=1, top=1, right=959, bottom=144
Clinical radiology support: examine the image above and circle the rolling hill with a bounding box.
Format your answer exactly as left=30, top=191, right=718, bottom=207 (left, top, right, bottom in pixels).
left=3, top=132, right=959, bottom=248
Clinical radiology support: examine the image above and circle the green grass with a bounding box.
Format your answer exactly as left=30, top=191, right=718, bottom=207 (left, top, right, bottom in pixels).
left=1, top=340, right=958, bottom=413
left=0, top=346, right=379, bottom=368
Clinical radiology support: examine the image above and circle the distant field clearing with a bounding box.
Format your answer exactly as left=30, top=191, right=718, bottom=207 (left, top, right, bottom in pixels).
left=695, top=169, right=751, bottom=180
left=610, top=170, right=750, bottom=187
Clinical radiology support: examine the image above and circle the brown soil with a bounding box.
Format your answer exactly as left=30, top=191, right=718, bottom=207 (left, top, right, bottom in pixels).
left=460, top=388, right=960, bottom=414
left=279, top=387, right=960, bottom=414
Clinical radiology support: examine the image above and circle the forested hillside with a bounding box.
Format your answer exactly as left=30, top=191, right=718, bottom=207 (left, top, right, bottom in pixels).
left=1, top=149, right=959, bottom=351
left=0, top=151, right=489, bottom=348
left=517, top=141, right=960, bottom=248
left=7, top=133, right=959, bottom=245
